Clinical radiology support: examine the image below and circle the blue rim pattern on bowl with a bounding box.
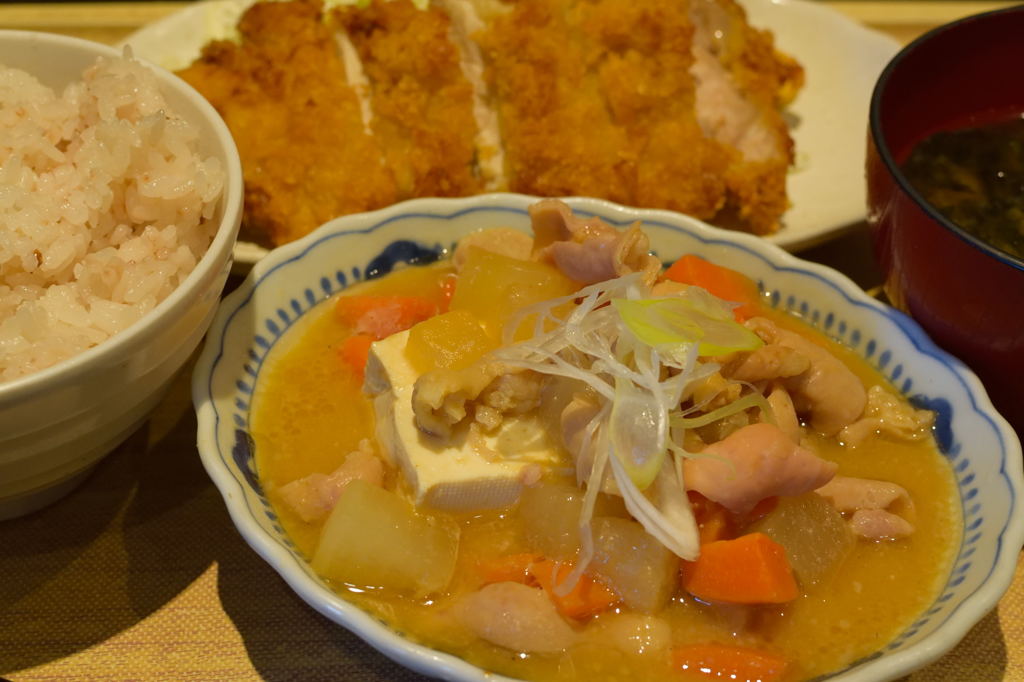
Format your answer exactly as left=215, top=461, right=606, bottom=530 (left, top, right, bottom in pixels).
left=194, top=194, right=1024, bottom=682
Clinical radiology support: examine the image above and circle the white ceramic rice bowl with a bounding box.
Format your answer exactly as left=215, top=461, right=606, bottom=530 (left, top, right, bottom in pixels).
left=0, top=31, right=243, bottom=519
left=194, top=194, right=1024, bottom=681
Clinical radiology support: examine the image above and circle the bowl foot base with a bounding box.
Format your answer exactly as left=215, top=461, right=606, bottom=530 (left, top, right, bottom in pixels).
left=0, top=464, right=97, bottom=521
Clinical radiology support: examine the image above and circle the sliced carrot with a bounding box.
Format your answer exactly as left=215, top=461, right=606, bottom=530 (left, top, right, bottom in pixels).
left=475, top=553, right=541, bottom=586
left=335, top=295, right=438, bottom=340
left=338, top=334, right=374, bottom=380
left=663, top=254, right=761, bottom=321
left=335, top=295, right=389, bottom=326
left=528, top=558, right=620, bottom=621
left=474, top=554, right=619, bottom=620
left=671, top=642, right=790, bottom=682
left=681, top=532, right=799, bottom=604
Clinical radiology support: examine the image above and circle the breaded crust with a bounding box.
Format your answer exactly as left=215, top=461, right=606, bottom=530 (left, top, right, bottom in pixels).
left=477, top=0, right=635, bottom=204
left=579, top=0, right=735, bottom=218
left=693, top=0, right=805, bottom=234
left=333, top=1, right=484, bottom=199
left=177, top=0, right=398, bottom=245
left=178, top=0, right=804, bottom=245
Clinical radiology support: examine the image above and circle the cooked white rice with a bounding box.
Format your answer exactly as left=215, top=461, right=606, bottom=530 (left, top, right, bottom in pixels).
left=0, top=53, right=224, bottom=382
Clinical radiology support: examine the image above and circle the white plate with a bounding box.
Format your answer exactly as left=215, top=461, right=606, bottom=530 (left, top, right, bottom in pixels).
left=120, top=0, right=901, bottom=262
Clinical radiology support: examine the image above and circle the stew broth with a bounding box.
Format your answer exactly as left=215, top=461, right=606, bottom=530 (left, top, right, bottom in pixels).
left=251, top=256, right=959, bottom=681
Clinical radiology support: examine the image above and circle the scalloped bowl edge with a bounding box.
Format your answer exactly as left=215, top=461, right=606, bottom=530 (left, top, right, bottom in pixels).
left=193, top=193, right=1024, bottom=682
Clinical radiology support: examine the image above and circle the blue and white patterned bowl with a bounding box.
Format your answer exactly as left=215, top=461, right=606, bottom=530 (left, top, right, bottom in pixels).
left=193, top=194, right=1024, bottom=681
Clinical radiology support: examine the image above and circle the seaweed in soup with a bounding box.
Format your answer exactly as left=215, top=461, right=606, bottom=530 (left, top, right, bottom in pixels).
left=902, top=116, right=1024, bottom=260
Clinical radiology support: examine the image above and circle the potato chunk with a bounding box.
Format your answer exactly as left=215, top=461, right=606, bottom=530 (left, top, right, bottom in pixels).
left=312, top=480, right=459, bottom=595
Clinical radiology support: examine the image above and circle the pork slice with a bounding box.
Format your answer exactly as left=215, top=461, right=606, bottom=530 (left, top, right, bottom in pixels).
left=815, top=476, right=911, bottom=514
left=277, top=441, right=385, bottom=523
left=816, top=475, right=916, bottom=541
left=684, top=422, right=836, bottom=514
left=528, top=198, right=618, bottom=251
left=722, top=343, right=811, bottom=384
left=331, top=30, right=373, bottom=135
left=839, top=385, right=936, bottom=447
left=746, top=317, right=867, bottom=436
left=454, top=582, right=578, bottom=654
left=529, top=200, right=660, bottom=285
left=849, top=509, right=915, bottom=541
left=687, top=0, right=784, bottom=164
left=685, top=0, right=803, bottom=234
left=690, top=45, right=780, bottom=164
left=764, top=385, right=802, bottom=444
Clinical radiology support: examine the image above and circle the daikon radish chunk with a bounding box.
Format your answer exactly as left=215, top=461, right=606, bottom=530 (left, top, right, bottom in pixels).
left=590, top=517, right=678, bottom=613
left=518, top=482, right=626, bottom=561
left=749, top=493, right=853, bottom=587
left=450, top=247, right=578, bottom=338
left=312, top=480, right=459, bottom=595
left=519, top=483, right=585, bottom=560
left=406, top=309, right=497, bottom=373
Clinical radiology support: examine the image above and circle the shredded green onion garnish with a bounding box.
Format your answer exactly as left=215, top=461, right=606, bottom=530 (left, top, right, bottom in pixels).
left=488, top=270, right=772, bottom=574
left=610, top=377, right=667, bottom=491
left=613, top=293, right=763, bottom=358
left=671, top=391, right=776, bottom=430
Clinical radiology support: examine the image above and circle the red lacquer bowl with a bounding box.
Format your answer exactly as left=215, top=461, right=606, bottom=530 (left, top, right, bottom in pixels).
left=867, top=6, right=1024, bottom=435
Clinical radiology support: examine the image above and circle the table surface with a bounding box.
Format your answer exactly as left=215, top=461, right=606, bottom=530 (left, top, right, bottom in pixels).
left=2, top=2, right=1022, bottom=681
